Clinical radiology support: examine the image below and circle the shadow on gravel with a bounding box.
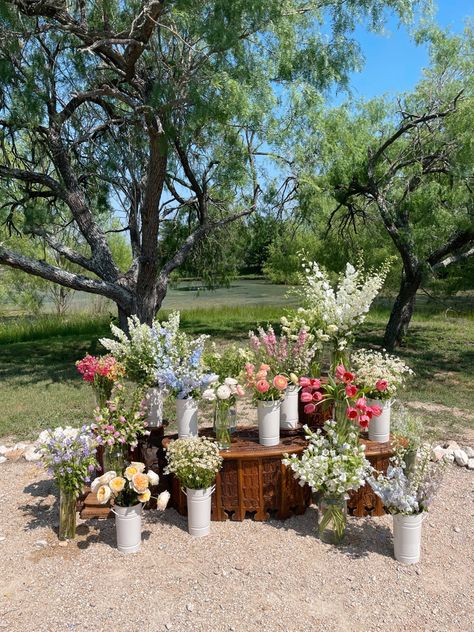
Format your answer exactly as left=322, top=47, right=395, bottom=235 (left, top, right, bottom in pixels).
left=76, top=521, right=152, bottom=550
left=21, top=478, right=59, bottom=531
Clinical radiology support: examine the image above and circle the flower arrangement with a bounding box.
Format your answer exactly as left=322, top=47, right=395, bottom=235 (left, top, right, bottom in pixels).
left=351, top=348, right=414, bottom=401
left=248, top=320, right=318, bottom=376
left=165, top=437, right=223, bottom=490
left=368, top=444, right=445, bottom=515
left=38, top=426, right=98, bottom=493
left=299, top=365, right=382, bottom=435
left=244, top=362, right=290, bottom=402
left=283, top=421, right=372, bottom=497
left=295, top=259, right=391, bottom=356
left=76, top=353, right=125, bottom=406
left=100, top=315, right=162, bottom=386
left=92, top=462, right=170, bottom=509
left=202, top=378, right=245, bottom=404
left=91, top=385, right=149, bottom=450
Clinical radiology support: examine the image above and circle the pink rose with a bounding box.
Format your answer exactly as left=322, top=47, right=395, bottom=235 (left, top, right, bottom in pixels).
left=345, top=384, right=358, bottom=398
left=256, top=380, right=270, bottom=393
left=376, top=379, right=388, bottom=392
left=304, top=403, right=316, bottom=414
left=301, top=391, right=313, bottom=403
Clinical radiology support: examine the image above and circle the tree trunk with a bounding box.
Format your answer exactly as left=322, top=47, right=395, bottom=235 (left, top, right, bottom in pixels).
left=383, top=270, right=422, bottom=351
left=117, top=304, right=132, bottom=333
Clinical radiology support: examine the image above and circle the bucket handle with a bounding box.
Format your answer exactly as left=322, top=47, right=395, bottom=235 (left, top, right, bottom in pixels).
left=181, top=485, right=216, bottom=497
left=111, top=504, right=143, bottom=517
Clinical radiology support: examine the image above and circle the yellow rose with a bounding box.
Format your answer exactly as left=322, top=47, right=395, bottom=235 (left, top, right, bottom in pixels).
left=124, top=466, right=138, bottom=481
left=130, top=461, right=146, bottom=473
left=96, top=485, right=111, bottom=504
left=109, top=476, right=126, bottom=494
left=131, top=472, right=149, bottom=494
left=138, top=489, right=151, bottom=503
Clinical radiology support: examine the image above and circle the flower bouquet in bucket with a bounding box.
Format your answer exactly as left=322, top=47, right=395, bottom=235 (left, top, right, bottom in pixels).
left=351, top=349, right=414, bottom=442
left=244, top=363, right=289, bottom=446
left=165, top=437, right=223, bottom=537
left=37, top=426, right=98, bottom=541
left=368, top=445, right=445, bottom=564
left=92, top=463, right=170, bottom=553
left=202, top=379, right=245, bottom=449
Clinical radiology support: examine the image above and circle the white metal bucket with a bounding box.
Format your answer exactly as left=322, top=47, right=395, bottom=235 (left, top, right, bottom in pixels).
left=183, top=486, right=214, bottom=537
left=176, top=398, right=198, bottom=438
left=367, top=398, right=391, bottom=442
left=393, top=512, right=424, bottom=565
left=280, top=385, right=300, bottom=429
left=257, top=400, right=281, bottom=446
left=147, top=387, right=165, bottom=428
left=113, top=503, right=142, bottom=554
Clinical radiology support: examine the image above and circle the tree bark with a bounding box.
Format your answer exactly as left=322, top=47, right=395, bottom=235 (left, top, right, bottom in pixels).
left=383, top=270, right=422, bottom=351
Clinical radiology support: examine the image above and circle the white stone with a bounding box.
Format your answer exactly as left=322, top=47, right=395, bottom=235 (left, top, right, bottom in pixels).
left=444, top=452, right=455, bottom=463
left=0, top=457, right=6, bottom=465
left=35, top=539, right=48, bottom=548
left=453, top=526, right=461, bottom=533
left=467, top=458, right=474, bottom=471
left=465, top=447, right=474, bottom=458
left=0, top=446, right=8, bottom=455
left=13, top=442, right=28, bottom=451
left=0, top=536, right=5, bottom=542
left=431, top=446, right=446, bottom=462
left=444, top=440, right=460, bottom=452
left=24, top=447, right=42, bottom=462
left=186, top=603, right=194, bottom=612
left=454, top=449, right=468, bottom=467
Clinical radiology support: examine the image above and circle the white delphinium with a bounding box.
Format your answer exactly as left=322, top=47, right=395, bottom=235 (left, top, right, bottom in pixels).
left=282, top=421, right=372, bottom=498
left=351, top=348, right=414, bottom=400
left=296, top=259, right=390, bottom=350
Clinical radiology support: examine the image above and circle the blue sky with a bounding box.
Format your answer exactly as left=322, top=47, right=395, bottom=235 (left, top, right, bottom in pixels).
left=343, top=0, right=471, bottom=100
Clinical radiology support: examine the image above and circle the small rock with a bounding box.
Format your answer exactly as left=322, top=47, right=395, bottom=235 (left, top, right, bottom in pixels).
left=0, top=445, right=8, bottom=455
left=0, top=536, right=5, bottom=542
left=24, top=447, right=42, bottom=462
left=431, top=446, right=446, bottom=462
left=58, top=541, right=68, bottom=547
left=444, top=452, right=455, bottom=464
left=165, top=624, right=172, bottom=631
left=35, top=539, right=48, bottom=548
left=5, top=449, right=24, bottom=461
left=0, top=457, right=6, bottom=465
left=465, top=447, right=474, bottom=458
left=468, top=458, right=474, bottom=471
left=453, top=526, right=461, bottom=533
left=415, top=568, right=421, bottom=576
left=454, top=449, right=468, bottom=467
left=186, top=603, right=194, bottom=612
left=444, top=440, right=460, bottom=452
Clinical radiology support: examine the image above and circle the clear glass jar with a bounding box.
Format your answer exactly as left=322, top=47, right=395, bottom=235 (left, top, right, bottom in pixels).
left=59, top=487, right=77, bottom=540
left=329, top=346, right=352, bottom=374
left=317, top=494, right=347, bottom=544
left=103, top=442, right=127, bottom=473
left=214, top=400, right=232, bottom=450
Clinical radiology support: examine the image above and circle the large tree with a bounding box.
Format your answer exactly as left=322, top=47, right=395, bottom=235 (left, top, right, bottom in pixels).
left=292, top=26, right=474, bottom=349
left=0, top=0, right=423, bottom=325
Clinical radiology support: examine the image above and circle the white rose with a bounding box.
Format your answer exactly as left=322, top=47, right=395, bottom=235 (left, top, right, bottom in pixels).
left=216, top=384, right=231, bottom=400
left=202, top=388, right=216, bottom=401
left=157, top=490, right=170, bottom=511
left=147, top=469, right=159, bottom=486
left=224, top=377, right=238, bottom=386
left=96, top=485, right=111, bottom=504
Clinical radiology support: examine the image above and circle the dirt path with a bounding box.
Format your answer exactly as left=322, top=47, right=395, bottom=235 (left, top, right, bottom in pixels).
left=0, top=462, right=472, bottom=632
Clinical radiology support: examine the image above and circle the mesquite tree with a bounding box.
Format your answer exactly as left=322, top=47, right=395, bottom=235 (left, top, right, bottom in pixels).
left=0, top=0, right=424, bottom=325
left=293, top=28, right=474, bottom=349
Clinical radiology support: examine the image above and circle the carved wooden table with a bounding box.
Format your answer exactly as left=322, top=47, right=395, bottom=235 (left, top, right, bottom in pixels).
left=163, top=429, right=311, bottom=521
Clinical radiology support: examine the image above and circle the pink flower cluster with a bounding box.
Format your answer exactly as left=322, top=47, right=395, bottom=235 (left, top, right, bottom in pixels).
left=245, top=362, right=288, bottom=396
left=299, top=364, right=382, bottom=430
left=76, top=354, right=124, bottom=383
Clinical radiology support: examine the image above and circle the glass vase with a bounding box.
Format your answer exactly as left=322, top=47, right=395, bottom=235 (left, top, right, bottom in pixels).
left=329, top=346, right=352, bottom=374
left=59, top=487, right=77, bottom=540
left=94, top=381, right=113, bottom=409
left=317, top=494, right=347, bottom=544
left=333, top=400, right=353, bottom=441
left=103, top=442, right=127, bottom=473
left=214, top=400, right=232, bottom=450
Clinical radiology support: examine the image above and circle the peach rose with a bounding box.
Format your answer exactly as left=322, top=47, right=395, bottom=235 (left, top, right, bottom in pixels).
left=132, top=473, right=149, bottom=494
left=96, top=485, right=111, bottom=504
left=138, top=489, right=151, bottom=503
left=109, top=477, right=126, bottom=494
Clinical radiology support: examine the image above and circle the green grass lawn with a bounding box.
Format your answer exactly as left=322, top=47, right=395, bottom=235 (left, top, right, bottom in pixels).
left=0, top=284, right=473, bottom=442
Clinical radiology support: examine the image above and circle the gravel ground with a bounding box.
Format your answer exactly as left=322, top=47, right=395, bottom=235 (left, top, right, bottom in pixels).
left=0, top=460, right=472, bottom=632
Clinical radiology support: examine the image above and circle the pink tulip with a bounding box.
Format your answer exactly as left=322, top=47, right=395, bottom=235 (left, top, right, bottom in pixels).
left=346, top=407, right=358, bottom=420
left=355, top=397, right=367, bottom=410
left=376, top=379, right=388, bottom=392
left=312, top=391, right=323, bottom=402
left=301, top=391, right=313, bottom=403
left=299, top=377, right=311, bottom=387
left=345, top=384, right=358, bottom=398
left=359, top=416, right=370, bottom=429
left=370, top=405, right=382, bottom=417
left=304, top=403, right=316, bottom=414
left=335, top=365, right=346, bottom=380
left=310, top=378, right=321, bottom=389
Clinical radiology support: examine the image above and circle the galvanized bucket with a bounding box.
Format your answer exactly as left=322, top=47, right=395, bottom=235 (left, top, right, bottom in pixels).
left=280, top=385, right=300, bottom=430
left=183, top=486, right=215, bottom=537
left=176, top=398, right=199, bottom=438
left=393, top=512, right=424, bottom=565
left=257, top=400, right=281, bottom=446
left=367, top=398, right=392, bottom=442
left=113, top=503, right=142, bottom=554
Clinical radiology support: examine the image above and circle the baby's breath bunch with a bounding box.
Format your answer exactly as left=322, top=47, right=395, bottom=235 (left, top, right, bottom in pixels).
left=165, top=437, right=223, bottom=490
